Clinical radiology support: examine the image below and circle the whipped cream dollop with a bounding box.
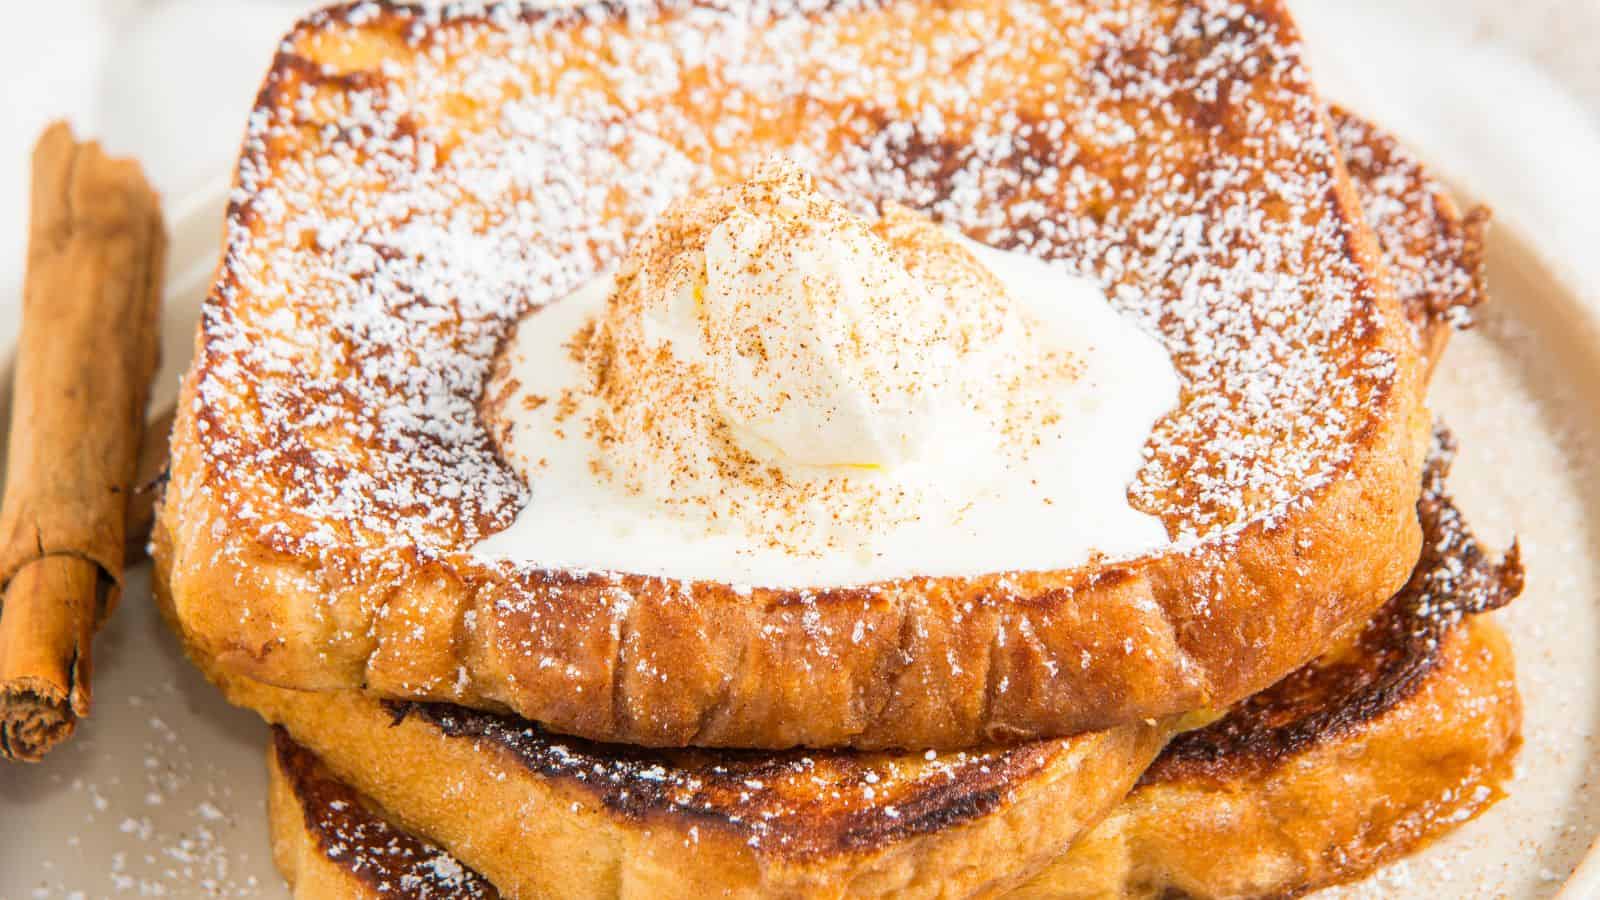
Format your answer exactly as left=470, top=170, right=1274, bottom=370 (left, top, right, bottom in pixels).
left=675, top=171, right=967, bottom=469
left=474, top=159, right=1180, bottom=587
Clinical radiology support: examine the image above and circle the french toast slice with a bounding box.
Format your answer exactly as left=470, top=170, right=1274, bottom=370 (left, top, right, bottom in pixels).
left=179, top=629, right=1170, bottom=897
left=156, top=106, right=1491, bottom=896
left=261, top=433, right=1520, bottom=900
left=1016, top=430, right=1523, bottom=897
left=160, top=0, right=1439, bottom=749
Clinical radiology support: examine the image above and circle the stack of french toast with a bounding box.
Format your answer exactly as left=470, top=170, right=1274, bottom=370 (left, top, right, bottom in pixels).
left=152, top=1, right=1525, bottom=896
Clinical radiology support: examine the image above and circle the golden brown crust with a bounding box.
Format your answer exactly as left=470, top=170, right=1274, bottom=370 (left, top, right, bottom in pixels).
left=187, top=637, right=1168, bottom=897
left=1331, top=106, right=1492, bottom=377
left=268, top=729, right=500, bottom=899
left=1012, top=434, right=1523, bottom=899
left=263, top=622, right=1519, bottom=900
left=257, top=444, right=1520, bottom=899
left=233, top=104, right=1510, bottom=897
left=1023, top=622, right=1520, bottom=899
left=1142, top=429, right=1519, bottom=787
left=159, top=0, right=1434, bottom=748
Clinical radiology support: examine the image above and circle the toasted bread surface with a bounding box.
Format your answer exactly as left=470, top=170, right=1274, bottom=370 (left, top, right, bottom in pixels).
left=188, top=644, right=1168, bottom=897
left=170, top=437, right=1515, bottom=900
left=268, top=731, right=500, bottom=899
left=1027, top=617, right=1518, bottom=899
left=1330, top=108, right=1490, bottom=375
left=260, top=439, right=1520, bottom=899
left=219, top=109, right=1500, bottom=898
left=201, top=110, right=1506, bottom=898
left=1016, top=431, right=1523, bottom=898
left=159, top=0, right=1435, bottom=749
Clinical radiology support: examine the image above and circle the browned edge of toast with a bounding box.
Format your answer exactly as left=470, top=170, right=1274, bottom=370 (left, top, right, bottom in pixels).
left=264, top=428, right=1521, bottom=898
left=1145, top=426, right=1521, bottom=786
left=269, top=729, right=500, bottom=899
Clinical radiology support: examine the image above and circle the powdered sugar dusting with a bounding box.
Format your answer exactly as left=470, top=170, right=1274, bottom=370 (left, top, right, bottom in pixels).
left=190, top=0, right=1402, bottom=579
left=273, top=732, right=497, bottom=898
left=1335, top=111, right=1487, bottom=337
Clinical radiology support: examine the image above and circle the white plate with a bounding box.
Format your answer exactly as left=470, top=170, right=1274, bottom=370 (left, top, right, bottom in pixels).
left=4, top=2, right=1600, bottom=887
left=0, top=155, right=1597, bottom=898
left=0, top=1, right=1594, bottom=896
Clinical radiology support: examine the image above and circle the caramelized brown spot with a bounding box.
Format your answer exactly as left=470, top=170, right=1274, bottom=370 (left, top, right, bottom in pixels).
left=1142, top=427, right=1522, bottom=785
left=273, top=728, right=498, bottom=898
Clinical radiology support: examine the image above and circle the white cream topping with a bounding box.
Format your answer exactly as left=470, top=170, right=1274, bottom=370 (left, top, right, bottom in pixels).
left=473, top=161, right=1180, bottom=587
left=681, top=182, right=960, bottom=470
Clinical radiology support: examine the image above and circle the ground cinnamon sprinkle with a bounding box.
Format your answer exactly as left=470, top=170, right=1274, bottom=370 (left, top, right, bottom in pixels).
left=541, top=159, right=1080, bottom=555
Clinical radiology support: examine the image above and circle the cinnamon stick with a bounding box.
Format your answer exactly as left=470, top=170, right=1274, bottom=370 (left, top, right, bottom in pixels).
left=0, top=122, right=165, bottom=762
